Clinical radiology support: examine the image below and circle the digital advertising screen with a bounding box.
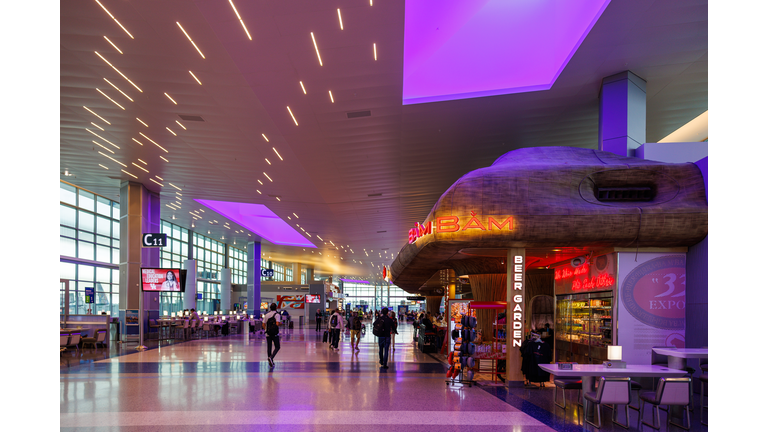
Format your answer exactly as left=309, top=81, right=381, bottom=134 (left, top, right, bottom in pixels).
left=141, top=268, right=186, bottom=292
left=305, top=294, right=321, bottom=304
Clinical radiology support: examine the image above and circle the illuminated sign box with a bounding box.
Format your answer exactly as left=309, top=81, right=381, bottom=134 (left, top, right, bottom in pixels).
left=554, top=254, right=617, bottom=295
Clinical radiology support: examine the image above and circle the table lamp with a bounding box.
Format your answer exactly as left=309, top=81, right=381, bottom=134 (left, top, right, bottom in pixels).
left=604, top=345, right=626, bottom=368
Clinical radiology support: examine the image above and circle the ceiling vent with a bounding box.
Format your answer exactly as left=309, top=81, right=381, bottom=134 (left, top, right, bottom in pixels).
left=178, top=114, right=204, bottom=122
left=347, top=110, right=371, bottom=119
left=595, top=187, right=653, bottom=202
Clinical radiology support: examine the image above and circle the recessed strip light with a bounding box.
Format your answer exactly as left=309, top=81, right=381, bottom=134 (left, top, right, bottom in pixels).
left=265, top=158, right=271, bottom=165
left=92, top=140, right=114, bottom=154
left=262, top=133, right=269, bottom=142
left=273, top=148, right=283, bottom=160
left=150, top=178, right=164, bottom=187
left=329, top=90, right=334, bottom=103
left=176, top=22, right=205, bottom=59
left=175, top=120, right=187, bottom=130
left=167, top=204, right=180, bottom=211
left=103, top=36, right=123, bottom=54
left=175, top=191, right=181, bottom=196
left=174, top=201, right=182, bottom=207
left=310, top=32, right=323, bottom=66
left=95, top=51, right=142, bottom=92
left=287, top=106, right=298, bottom=126
left=275, top=197, right=281, bottom=201
left=139, top=132, right=168, bottom=153
left=293, top=213, right=298, bottom=218
left=86, top=129, right=119, bottom=149
left=94, top=0, right=134, bottom=39
left=132, top=162, right=149, bottom=172
left=337, top=9, right=344, bottom=30
left=98, top=164, right=109, bottom=170
left=189, top=71, right=202, bottom=85
left=228, top=0, right=252, bottom=40
left=166, top=127, right=177, bottom=136
left=263, top=172, right=272, bottom=182
left=256, top=190, right=261, bottom=194
left=373, top=43, right=377, bottom=61
left=131, top=138, right=144, bottom=146
left=90, top=122, right=104, bottom=131
left=83, top=106, right=111, bottom=125
left=257, top=180, right=263, bottom=185
left=138, top=159, right=147, bottom=165
left=136, top=118, right=148, bottom=127
left=299, top=81, right=307, bottom=94
left=370, top=0, right=373, bottom=6
left=317, top=235, right=323, bottom=241
left=96, top=88, right=125, bottom=109
left=169, top=183, right=182, bottom=191
left=120, top=169, right=137, bottom=179
left=160, top=156, right=169, bottom=162
left=104, top=78, right=133, bottom=101
left=164, top=93, right=178, bottom=105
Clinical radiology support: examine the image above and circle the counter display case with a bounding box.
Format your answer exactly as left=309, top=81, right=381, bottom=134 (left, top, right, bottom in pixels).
left=555, top=291, right=614, bottom=364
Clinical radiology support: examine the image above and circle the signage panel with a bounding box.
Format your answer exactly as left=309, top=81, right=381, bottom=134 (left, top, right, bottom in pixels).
left=261, top=268, right=275, bottom=278
left=85, top=287, right=94, bottom=304
left=142, top=233, right=167, bottom=247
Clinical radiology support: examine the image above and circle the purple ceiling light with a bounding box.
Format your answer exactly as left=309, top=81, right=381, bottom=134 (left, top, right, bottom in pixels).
left=403, top=0, right=612, bottom=105
left=194, top=199, right=317, bottom=248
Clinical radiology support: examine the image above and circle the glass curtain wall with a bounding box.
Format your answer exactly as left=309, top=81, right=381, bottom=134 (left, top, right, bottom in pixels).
left=341, top=281, right=412, bottom=310
left=229, top=247, right=247, bottom=285
left=260, top=258, right=294, bottom=282
left=193, top=233, right=224, bottom=313
left=158, top=220, right=189, bottom=315
left=59, top=181, right=120, bottom=316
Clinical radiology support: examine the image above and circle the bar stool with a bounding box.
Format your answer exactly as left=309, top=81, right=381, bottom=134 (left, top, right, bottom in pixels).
left=699, top=373, right=707, bottom=425
left=639, top=377, right=692, bottom=431
left=553, top=377, right=582, bottom=410
left=581, top=377, right=631, bottom=429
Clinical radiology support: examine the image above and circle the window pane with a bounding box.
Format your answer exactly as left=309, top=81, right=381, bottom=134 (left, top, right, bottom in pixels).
left=77, top=264, right=94, bottom=281
left=112, top=269, right=119, bottom=283
left=60, top=183, right=77, bottom=205
left=97, top=216, right=111, bottom=237
left=112, top=248, right=120, bottom=264
left=96, top=196, right=111, bottom=216
left=78, top=231, right=94, bottom=242
left=112, top=202, right=120, bottom=219
left=113, top=221, right=120, bottom=237
left=60, top=261, right=76, bottom=280
left=60, top=237, right=76, bottom=257
left=181, top=231, right=188, bottom=242
left=96, top=266, right=111, bottom=283
left=78, top=210, right=94, bottom=232
left=95, top=281, right=109, bottom=292
left=96, top=235, right=110, bottom=246
left=113, top=239, right=119, bottom=249
left=60, top=226, right=76, bottom=238
left=78, top=189, right=95, bottom=212
left=96, top=245, right=111, bottom=263
left=78, top=241, right=94, bottom=260
left=61, top=205, right=76, bottom=227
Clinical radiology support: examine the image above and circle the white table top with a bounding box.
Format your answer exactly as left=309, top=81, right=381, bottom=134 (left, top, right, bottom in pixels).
left=538, top=364, right=690, bottom=378
left=652, top=347, right=708, bottom=358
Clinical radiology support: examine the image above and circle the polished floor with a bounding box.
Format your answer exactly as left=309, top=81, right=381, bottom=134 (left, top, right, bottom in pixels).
left=60, top=322, right=709, bottom=431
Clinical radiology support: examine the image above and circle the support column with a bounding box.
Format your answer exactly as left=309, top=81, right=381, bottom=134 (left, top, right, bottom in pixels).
left=183, top=259, right=197, bottom=310
left=425, top=296, right=442, bottom=315
left=292, top=263, right=300, bottom=285
left=468, top=274, right=506, bottom=342
left=306, top=267, right=314, bottom=283
left=599, top=71, right=647, bottom=157
left=506, top=248, right=527, bottom=387
left=118, top=181, right=160, bottom=338
left=221, top=268, right=231, bottom=312
left=246, top=241, right=261, bottom=316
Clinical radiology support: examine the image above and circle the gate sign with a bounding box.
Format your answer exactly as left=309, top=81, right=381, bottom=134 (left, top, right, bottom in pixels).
left=261, top=268, right=275, bottom=278
left=142, top=233, right=167, bottom=247
left=85, top=287, right=94, bottom=304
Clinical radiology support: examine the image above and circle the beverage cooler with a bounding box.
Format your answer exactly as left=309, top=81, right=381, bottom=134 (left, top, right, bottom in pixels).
left=553, top=253, right=618, bottom=364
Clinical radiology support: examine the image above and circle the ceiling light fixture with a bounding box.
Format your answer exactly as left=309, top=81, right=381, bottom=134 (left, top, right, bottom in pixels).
left=98, top=164, right=109, bottom=170
left=272, top=148, right=283, bottom=160
left=329, top=90, right=334, bottom=103
left=169, top=183, right=182, bottom=191
left=95, top=51, right=142, bottom=92
left=103, top=36, right=123, bottom=54
left=86, top=129, right=119, bottom=149
left=166, top=127, right=177, bottom=136
left=131, top=138, right=144, bottom=146
left=98, top=151, right=126, bottom=167
left=136, top=118, right=148, bottom=127
left=256, top=190, right=261, bottom=194
left=131, top=162, right=149, bottom=173
left=150, top=178, right=164, bottom=187
left=337, top=9, right=344, bottom=30
left=263, top=172, right=272, bottom=182
left=164, top=93, right=178, bottom=105
left=90, top=122, right=104, bottom=131
left=92, top=140, right=114, bottom=154
left=257, top=179, right=263, bottom=185
left=275, top=197, right=281, bottom=201
left=299, top=81, right=307, bottom=94
left=175, top=191, right=181, bottom=196
left=120, top=169, right=137, bottom=179
left=261, top=133, right=269, bottom=142
left=166, top=204, right=178, bottom=211
left=176, top=22, right=205, bottom=59
left=188, top=71, right=202, bottom=85
left=310, top=32, right=323, bottom=66
left=160, top=156, right=169, bottom=162
left=157, top=176, right=164, bottom=181
left=103, top=78, right=133, bottom=101
left=287, top=106, right=298, bottom=126
left=94, top=0, right=134, bottom=39
left=139, top=132, right=168, bottom=153
left=96, top=88, right=125, bottom=109
left=228, top=0, right=252, bottom=40
left=373, top=43, right=377, bottom=61
left=137, top=159, right=147, bottom=165
left=175, top=120, right=186, bottom=130
left=265, top=158, right=271, bottom=165
left=83, top=106, right=111, bottom=125
left=293, top=213, right=298, bottom=218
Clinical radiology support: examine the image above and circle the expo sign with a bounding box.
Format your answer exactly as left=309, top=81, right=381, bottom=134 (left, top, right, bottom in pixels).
left=408, top=211, right=514, bottom=243
left=620, top=256, right=686, bottom=330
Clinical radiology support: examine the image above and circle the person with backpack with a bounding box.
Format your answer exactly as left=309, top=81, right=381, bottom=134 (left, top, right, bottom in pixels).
left=262, top=303, right=282, bottom=367
left=315, top=308, right=323, bottom=332
left=372, top=307, right=395, bottom=369
left=350, top=312, right=362, bottom=351
left=328, top=308, right=343, bottom=351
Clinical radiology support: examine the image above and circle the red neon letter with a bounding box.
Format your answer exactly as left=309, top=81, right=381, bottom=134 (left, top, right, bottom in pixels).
left=488, top=216, right=514, bottom=230
left=435, top=216, right=460, bottom=233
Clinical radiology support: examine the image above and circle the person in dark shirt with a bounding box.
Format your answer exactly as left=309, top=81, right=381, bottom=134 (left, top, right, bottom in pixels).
left=376, top=307, right=395, bottom=369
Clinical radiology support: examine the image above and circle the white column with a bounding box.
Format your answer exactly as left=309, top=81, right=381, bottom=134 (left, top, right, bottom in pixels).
left=183, top=259, right=197, bottom=310
left=221, top=268, right=232, bottom=313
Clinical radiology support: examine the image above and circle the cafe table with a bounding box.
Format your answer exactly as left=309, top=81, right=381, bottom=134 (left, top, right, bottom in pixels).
left=538, top=363, right=689, bottom=418
left=651, top=347, right=708, bottom=371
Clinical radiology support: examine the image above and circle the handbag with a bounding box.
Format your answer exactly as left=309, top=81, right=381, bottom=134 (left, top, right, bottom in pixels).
left=322, top=330, right=329, bottom=343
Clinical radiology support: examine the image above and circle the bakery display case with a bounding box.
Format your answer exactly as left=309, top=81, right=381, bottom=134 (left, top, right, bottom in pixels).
left=555, top=291, right=614, bottom=364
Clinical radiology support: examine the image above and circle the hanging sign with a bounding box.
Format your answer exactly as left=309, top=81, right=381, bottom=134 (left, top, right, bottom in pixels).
left=261, top=268, right=275, bottom=278
left=408, top=211, right=515, bottom=243
left=142, top=233, right=167, bottom=247
left=85, top=287, right=94, bottom=304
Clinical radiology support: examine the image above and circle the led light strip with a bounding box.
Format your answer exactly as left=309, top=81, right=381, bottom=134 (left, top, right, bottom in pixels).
left=256, top=190, right=261, bottom=194
left=96, top=88, right=125, bottom=109
left=99, top=164, right=109, bottom=170
left=189, top=71, right=202, bottom=85
left=86, top=129, right=119, bottom=148
left=228, top=0, right=252, bottom=40
left=104, top=78, right=133, bottom=101
left=139, top=132, right=168, bottom=153
left=262, top=133, right=269, bottom=142
left=310, top=32, right=323, bottom=66
left=257, top=180, right=263, bottom=185
left=176, top=22, right=205, bottom=59
left=138, top=159, right=147, bottom=165
left=175, top=120, right=186, bottom=130
left=166, top=127, right=176, bottom=136
left=92, top=140, right=114, bottom=154
left=329, top=90, right=334, bottom=103
left=83, top=106, right=111, bottom=125
left=337, top=9, right=344, bottom=30
left=132, top=162, right=148, bottom=173
left=374, top=43, right=377, bottom=61
left=156, top=175, right=164, bottom=180
left=94, top=0, right=134, bottom=39
left=265, top=158, right=271, bottom=165
left=136, top=118, right=148, bottom=127
left=263, top=172, right=272, bottom=182
left=103, top=36, right=123, bottom=54
left=160, top=156, right=169, bottom=162
left=95, top=51, right=142, bottom=92
left=299, top=81, right=307, bottom=94
left=98, top=151, right=125, bottom=167
left=287, top=106, right=298, bottom=126
left=293, top=213, right=298, bottom=218
left=90, top=122, right=104, bottom=131
left=164, top=93, right=177, bottom=105
left=273, top=148, right=283, bottom=160
left=121, top=169, right=137, bottom=179
left=131, top=137, right=144, bottom=146
left=169, top=183, right=182, bottom=191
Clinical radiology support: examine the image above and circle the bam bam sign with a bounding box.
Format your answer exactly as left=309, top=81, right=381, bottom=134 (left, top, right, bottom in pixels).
left=408, top=211, right=514, bottom=244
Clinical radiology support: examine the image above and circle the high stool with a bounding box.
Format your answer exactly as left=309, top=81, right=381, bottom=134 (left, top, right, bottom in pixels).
left=554, top=378, right=582, bottom=410
left=700, top=373, right=708, bottom=425
left=639, top=377, right=692, bottom=431
left=629, top=380, right=643, bottom=411
left=582, top=377, right=631, bottom=429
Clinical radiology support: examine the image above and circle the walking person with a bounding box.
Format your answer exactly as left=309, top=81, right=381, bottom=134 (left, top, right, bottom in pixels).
left=315, top=308, right=323, bottom=332
left=350, top=312, right=362, bottom=351
left=390, top=311, right=399, bottom=352
left=329, top=308, right=343, bottom=351
left=372, top=307, right=395, bottom=369
left=263, top=303, right=282, bottom=367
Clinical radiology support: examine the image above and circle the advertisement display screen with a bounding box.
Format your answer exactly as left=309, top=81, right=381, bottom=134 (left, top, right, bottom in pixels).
left=305, top=294, right=321, bottom=304
left=141, top=268, right=187, bottom=292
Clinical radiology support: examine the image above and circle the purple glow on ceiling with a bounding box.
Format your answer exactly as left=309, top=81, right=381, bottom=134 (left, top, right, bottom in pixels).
left=194, top=199, right=316, bottom=248
left=403, top=0, right=612, bottom=105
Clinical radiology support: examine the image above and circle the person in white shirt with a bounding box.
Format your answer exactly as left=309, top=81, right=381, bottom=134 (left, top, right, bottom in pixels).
left=263, top=303, right=282, bottom=367
left=328, top=309, right=343, bottom=351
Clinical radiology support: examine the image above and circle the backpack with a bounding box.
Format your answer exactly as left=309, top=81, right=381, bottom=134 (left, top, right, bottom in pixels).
left=372, top=317, right=387, bottom=337
left=330, top=314, right=338, bottom=327
left=352, top=317, right=362, bottom=331
left=266, top=313, right=279, bottom=336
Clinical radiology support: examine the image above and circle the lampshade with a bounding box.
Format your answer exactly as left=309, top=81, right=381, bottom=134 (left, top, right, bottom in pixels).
left=607, top=345, right=622, bottom=361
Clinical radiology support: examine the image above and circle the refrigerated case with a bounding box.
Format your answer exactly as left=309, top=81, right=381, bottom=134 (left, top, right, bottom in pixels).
left=555, top=291, right=614, bottom=364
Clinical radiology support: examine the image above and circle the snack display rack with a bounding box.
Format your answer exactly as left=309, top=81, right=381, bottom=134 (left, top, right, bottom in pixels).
left=445, top=308, right=477, bottom=387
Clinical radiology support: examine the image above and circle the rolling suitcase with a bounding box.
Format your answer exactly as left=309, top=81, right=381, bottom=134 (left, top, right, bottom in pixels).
left=322, top=330, right=329, bottom=343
